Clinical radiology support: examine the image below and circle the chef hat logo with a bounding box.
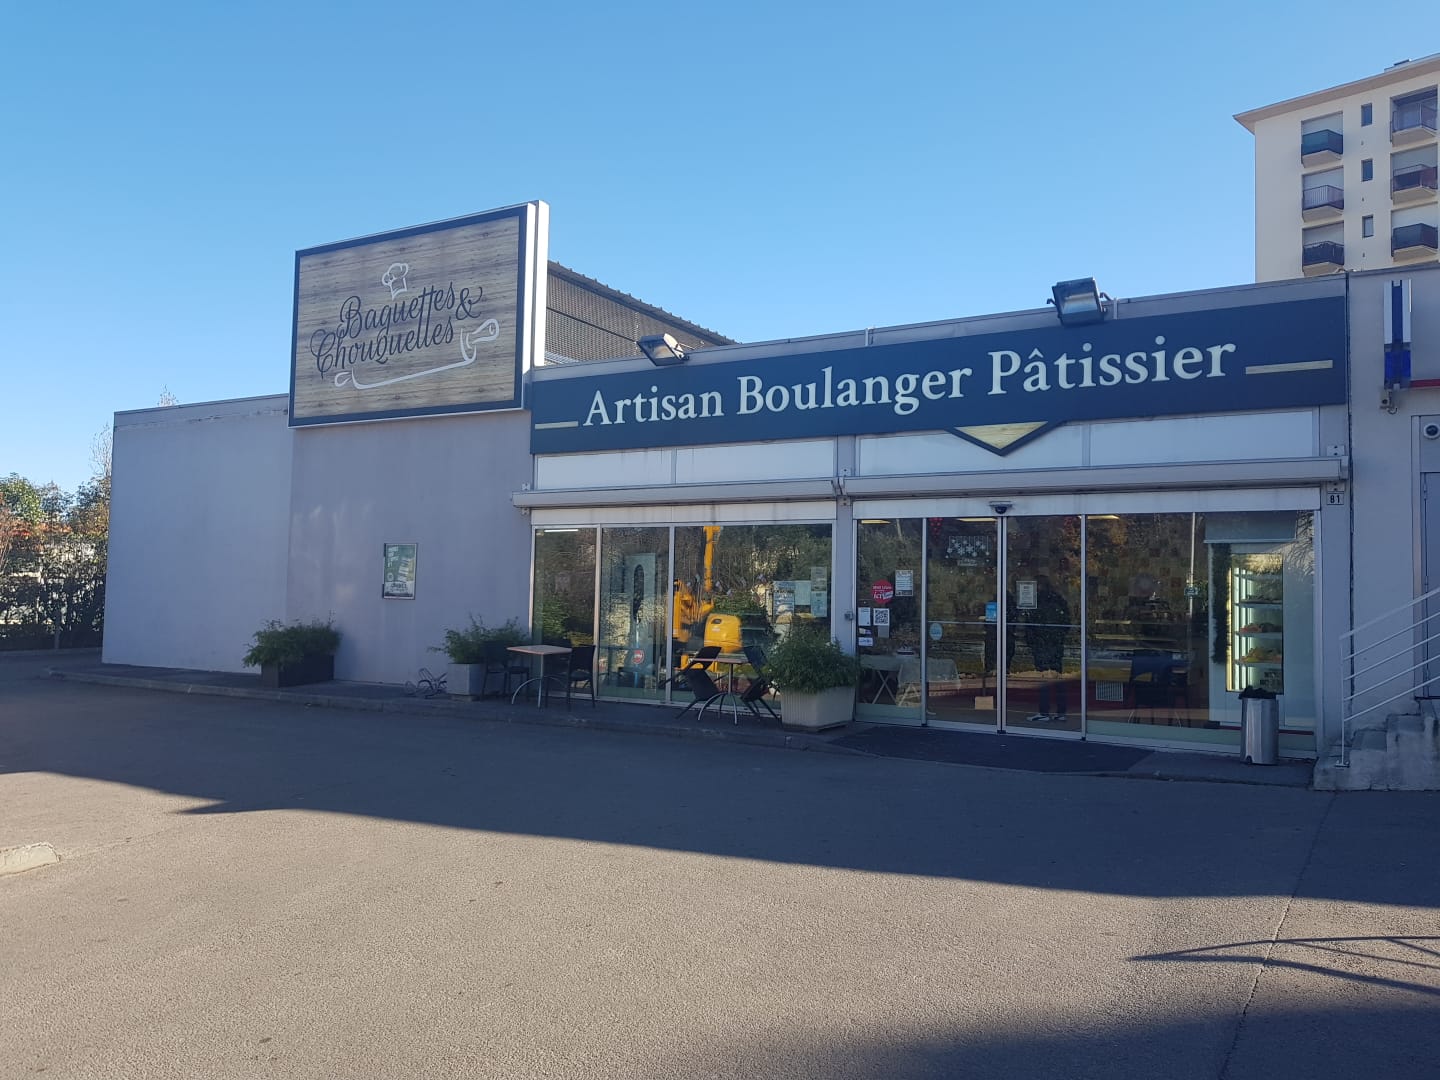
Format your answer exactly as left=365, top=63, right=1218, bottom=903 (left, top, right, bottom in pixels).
left=381, top=262, right=410, bottom=299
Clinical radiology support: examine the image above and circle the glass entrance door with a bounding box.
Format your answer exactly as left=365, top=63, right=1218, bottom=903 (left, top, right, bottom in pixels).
left=924, top=518, right=1001, bottom=727
left=1001, top=516, right=1082, bottom=735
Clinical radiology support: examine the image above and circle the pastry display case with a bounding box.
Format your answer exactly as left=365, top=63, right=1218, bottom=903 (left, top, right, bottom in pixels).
left=1227, top=553, right=1284, bottom=694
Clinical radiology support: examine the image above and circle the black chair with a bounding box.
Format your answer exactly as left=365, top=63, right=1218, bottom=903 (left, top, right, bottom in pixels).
left=675, top=667, right=731, bottom=721
left=739, top=673, right=780, bottom=721
left=481, top=641, right=515, bottom=698
left=740, top=645, right=779, bottom=720
left=659, top=644, right=721, bottom=691
left=565, top=644, right=596, bottom=707
left=1127, top=650, right=1183, bottom=725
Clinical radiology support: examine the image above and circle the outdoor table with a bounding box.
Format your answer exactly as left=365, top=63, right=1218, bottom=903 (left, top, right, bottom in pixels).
left=508, top=644, right=572, bottom=705
left=861, top=654, right=902, bottom=703
left=707, top=654, right=748, bottom=694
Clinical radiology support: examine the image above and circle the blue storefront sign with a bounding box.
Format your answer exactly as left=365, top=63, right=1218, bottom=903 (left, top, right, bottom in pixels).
left=529, top=295, right=1346, bottom=455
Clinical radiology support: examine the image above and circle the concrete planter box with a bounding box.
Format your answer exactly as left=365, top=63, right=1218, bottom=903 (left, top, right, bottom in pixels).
left=448, top=663, right=487, bottom=700
left=259, top=653, right=334, bottom=689
left=780, top=685, right=855, bottom=732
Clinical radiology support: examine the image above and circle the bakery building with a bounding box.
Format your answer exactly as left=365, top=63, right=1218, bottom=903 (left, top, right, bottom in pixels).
left=103, top=201, right=1440, bottom=771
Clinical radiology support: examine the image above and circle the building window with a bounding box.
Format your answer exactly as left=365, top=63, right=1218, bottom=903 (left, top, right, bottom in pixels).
left=1362, top=158, right=1374, bottom=181
left=1362, top=103, right=1373, bottom=126
left=1363, top=215, right=1375, bottom=238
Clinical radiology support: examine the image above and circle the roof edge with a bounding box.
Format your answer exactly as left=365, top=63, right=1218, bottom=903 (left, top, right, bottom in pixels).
left=547, top=261, right=736, bottom=346
left=1235, top=53, right=1440, bottom=131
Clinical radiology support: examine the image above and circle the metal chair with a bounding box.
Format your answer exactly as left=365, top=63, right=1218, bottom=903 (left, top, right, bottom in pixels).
left=659, top=644, right=721, bottom=691
left=675, top=667, right=736, bottom=722
left=481, top=641, right=516, bottom=698
left=565, top=644, right=596, bottom=707
left=739, top=645, right=779, bottom=720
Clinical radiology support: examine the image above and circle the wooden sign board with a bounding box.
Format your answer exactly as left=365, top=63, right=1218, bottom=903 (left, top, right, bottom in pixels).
left=290, top=204, right=543, bottom=426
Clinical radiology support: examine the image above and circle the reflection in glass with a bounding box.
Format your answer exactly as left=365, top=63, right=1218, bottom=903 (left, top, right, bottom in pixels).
left=1086, top=513, right=1216, bottom=741
left=532, top=528, right=596, bottom=646
left=1004, top=516, right=1081, bottom=733
left=598, top=527, right=670, bottom=700
left=923, top=518, right=998, bottom=725
left=673, top=524, right=833, bottom=688
left=855, top=519, right=925, bottom=721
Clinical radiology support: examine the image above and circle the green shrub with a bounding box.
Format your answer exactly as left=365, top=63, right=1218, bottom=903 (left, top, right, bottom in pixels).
left=432, top=616, right=526, bottom=664
left=763, top=624, right=862, bottom=694
left=242, top=619, right=340, bottom=668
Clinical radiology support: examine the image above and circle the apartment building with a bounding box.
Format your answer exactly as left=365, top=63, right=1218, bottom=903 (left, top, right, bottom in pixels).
left=1237, top=54, right=1439, bottom=282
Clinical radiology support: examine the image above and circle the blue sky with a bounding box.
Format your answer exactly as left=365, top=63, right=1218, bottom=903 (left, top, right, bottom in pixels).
left=0, top=3, right=1422, bottom=492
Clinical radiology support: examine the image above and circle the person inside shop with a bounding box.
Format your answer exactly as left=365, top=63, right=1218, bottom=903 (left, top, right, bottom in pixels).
left=1025, top=575, right=1071, bottom=722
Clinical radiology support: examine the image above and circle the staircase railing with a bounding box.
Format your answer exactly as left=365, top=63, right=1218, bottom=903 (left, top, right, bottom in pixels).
left=1338, top=585, right=1440, bottom=766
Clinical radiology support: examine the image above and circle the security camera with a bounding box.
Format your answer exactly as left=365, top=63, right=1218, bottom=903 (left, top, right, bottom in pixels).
left=989, top=500, right=1014, bottom=516
left=1424, top=421, right=1440, bottom=441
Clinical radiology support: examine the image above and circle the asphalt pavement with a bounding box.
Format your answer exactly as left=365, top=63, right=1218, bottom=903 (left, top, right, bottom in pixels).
left=2, top=653, right=1437, bottom=1079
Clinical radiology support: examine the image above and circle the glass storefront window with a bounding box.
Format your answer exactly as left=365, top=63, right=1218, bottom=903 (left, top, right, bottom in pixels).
left=855, top=518, right=926, bottom=721
left=598, top=527, right=670, bottom=700
left=532, top=528, right=596, bottom=646
left=1085, top=511, right=1314, bottom=749
left=1086, top=513, right=1213, bottom=741
left=853, top=509, right=1315, bottom=751
left=673, top=524, right=833, bottom=679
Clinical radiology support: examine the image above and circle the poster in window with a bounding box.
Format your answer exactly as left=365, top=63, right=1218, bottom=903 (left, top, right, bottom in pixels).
left=383, top=543, right=418, bottom=599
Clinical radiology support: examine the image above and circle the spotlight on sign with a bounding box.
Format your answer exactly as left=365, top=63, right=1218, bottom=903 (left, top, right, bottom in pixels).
left=1049, top=278, right=1109, bottom=326
left=638, top=333, right=688, bottom=366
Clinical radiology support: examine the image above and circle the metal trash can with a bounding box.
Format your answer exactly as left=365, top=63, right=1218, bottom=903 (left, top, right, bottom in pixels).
left=1239, top=689, right=1280, bottom=765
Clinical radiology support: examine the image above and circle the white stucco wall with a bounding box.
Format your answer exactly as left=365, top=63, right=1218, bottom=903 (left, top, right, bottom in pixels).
left=1343, top=266, right=1440, bottom=726
left=1245, top=58, right=1440, bottom=283
left=103, top=396, right=292, bottom=672
left=285, top=409, right=534, bottom=685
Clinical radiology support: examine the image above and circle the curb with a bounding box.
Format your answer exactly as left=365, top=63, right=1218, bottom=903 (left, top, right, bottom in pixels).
left=48, top=668, right=867, bottom=759
left=1, top=843, right=59, bottom=877
left=3, top=647, right=102, bottom=660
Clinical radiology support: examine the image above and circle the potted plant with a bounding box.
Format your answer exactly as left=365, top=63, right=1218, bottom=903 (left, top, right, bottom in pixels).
left=432, top=616, right=525, bottom=700
left=243, top=618, right=341, bottom=688
left=763, top=624, right=863, bottom=732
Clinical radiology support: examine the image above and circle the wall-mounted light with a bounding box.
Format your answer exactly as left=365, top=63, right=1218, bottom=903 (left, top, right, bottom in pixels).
left=638, top=333, right=688, bottom=366
left=1048, top=278, right=1110, bottom=326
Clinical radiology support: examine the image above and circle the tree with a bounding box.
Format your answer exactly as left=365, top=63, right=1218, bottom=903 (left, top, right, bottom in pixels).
left=0, top=468, right=109, bottom=647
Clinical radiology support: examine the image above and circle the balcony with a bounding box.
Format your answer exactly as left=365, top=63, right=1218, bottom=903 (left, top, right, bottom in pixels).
left=1301, top=128, right=1343, bottom=165
left=1392, top=164, right=1439, bottom=206
left=1392, top=101, right=1438, bottom=146
left=1392, top=222, right=1439, bottom=261
left=1301, top=183, right=1344, bottom=221
left=1301, top=240, right=1344, bottom=275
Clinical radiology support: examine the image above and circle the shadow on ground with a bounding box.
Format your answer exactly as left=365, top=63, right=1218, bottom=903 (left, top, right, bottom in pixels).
left=636, top=1001, right=1440, bottom=1080
left=4, top=660, right=1438, bottom=908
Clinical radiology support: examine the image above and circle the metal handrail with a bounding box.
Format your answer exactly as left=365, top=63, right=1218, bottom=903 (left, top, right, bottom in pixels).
left=1392, top=101, right=1438, bottom=135
left=1302, top=241, right=1344, bottom=266
left=1346, top=626, right=1440, bottom=688
left=1345, top=675, right=1440, bottom=730
left=1302, top=184, right=1344, bottom=210
left=1345, top=618, right=1440, bottom=665
left=1340, top=584, right=1440, bottom=641
left=1343, top=647, right=1440, bottom=703
left=1392, top=164, right=1438, bottom=193
left=1393, top=223, right=1440, bottom=253
left=1337, top=585, right=1440, bottom=766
